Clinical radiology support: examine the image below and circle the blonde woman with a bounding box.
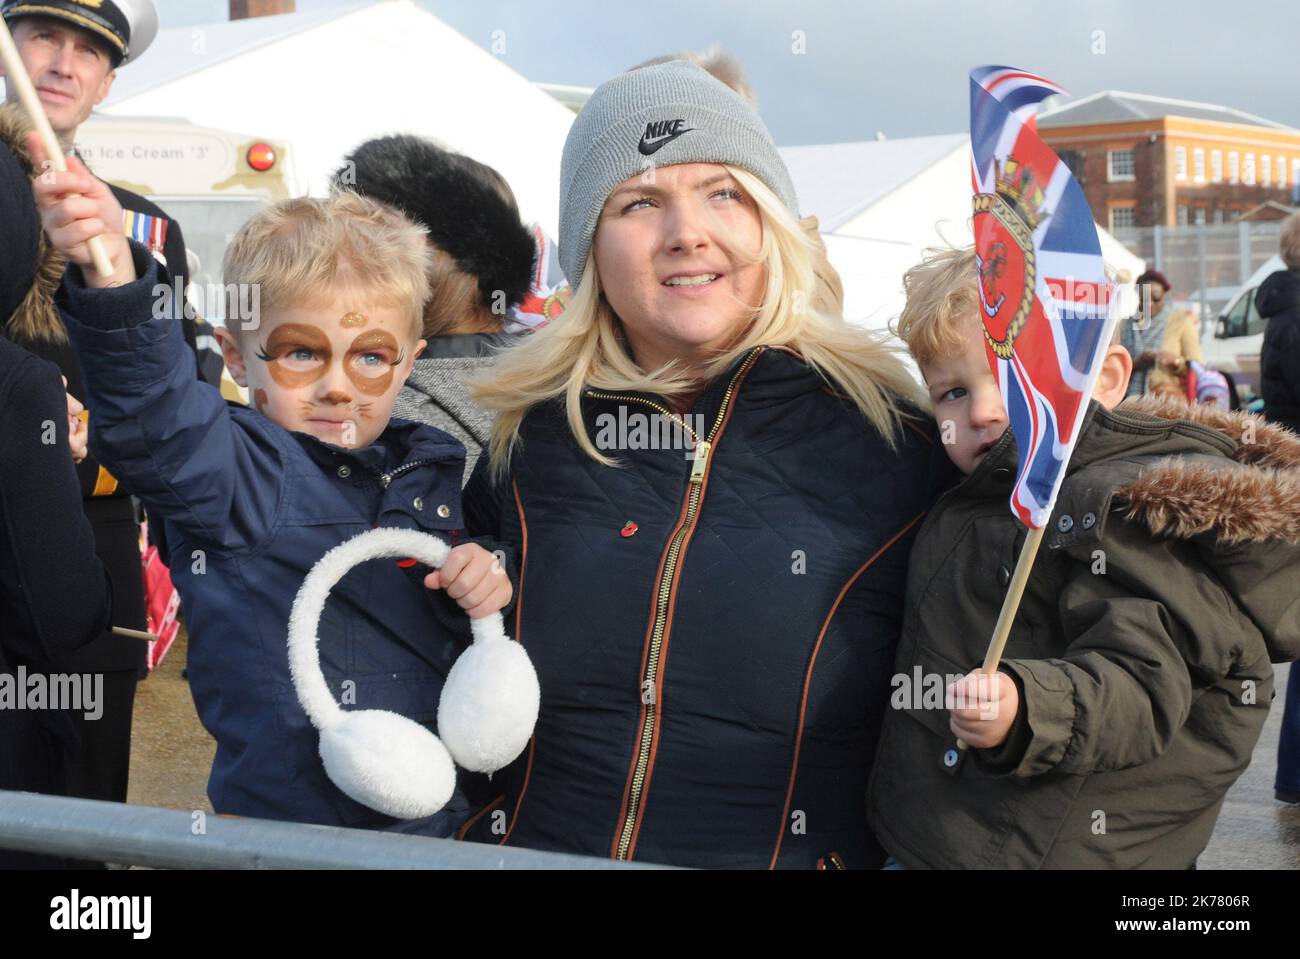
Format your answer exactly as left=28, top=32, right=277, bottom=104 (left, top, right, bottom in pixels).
left=458, top=61, right=952, bottom=868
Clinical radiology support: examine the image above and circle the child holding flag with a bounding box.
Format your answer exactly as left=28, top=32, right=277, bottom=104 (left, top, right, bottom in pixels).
left=868, top=244, right=1300, bottom=868
left=26, top=139, right=518, bottom=832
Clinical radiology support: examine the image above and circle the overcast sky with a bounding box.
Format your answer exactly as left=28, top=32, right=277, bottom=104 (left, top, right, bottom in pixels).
left=165, top=0, right=1298, bottom=146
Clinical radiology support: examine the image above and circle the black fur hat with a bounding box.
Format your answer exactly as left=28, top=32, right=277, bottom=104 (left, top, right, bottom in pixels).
left=334, top=135, right=535, bottom=312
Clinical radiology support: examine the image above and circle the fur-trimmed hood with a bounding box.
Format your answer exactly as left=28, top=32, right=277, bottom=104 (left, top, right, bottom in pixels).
left=1109, top=395, right=1300, bottom=546
left=0, top=104, right=67, bottom=344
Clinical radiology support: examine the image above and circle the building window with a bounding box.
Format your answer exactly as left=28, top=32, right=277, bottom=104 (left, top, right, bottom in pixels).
left=1110, top=206, right=1137, bottom=231
left=1193, top=148, right=1205, bottom=182
left=1228, top=152, right=1239, bottom=184
left=1262, top=155, right=1272, bottom=187
left=1213, top=208, right=1224, bottom=224
left=1278, top=157, right=1287, bottom=188
left=1293, top=159, right=1300, bottom=192
left=1211, top=150, right=1223, bottom=183
left=1174, top=146, right=1187, bottom=180
left=1108, top=149, right=1136, bottom=181
left=1194, top=207, right=1206, bottom=225
left=1243, top=153, right=1256, bottom=186
left=1177, top=206, right=1189, bottom=226
left=1058, top=149, right=1086, bottom=182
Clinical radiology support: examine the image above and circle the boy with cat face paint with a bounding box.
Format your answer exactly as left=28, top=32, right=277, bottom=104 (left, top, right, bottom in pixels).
left=31, top=141, right=512, bottom=831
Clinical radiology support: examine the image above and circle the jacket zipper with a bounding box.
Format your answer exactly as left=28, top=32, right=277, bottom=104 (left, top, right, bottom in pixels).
left=375, top=458, right=436, bottom=489
left=586, top=346, right=764, bottom=861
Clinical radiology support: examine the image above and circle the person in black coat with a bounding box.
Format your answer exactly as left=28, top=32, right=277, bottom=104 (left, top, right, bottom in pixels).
left=1258, top=212, right=1300, bottom=806
left=0, top=2, right=212, bottom=824
left=0, top=104, right=149, bottom=826
left=1259, top=214, right=1300, bottom=435
left=0, top=135, right=112, bottom=869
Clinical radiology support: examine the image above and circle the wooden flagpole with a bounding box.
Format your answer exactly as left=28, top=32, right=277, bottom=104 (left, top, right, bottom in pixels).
left=112, top=626, right=157, bottom=643
left=0, top=16, right=115, bottom=278
left=956, top=522, right=1046, bottom=750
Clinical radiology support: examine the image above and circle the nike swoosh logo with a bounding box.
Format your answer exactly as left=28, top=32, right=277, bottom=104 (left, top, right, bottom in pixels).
left=638, top=127, right=694, bottom=156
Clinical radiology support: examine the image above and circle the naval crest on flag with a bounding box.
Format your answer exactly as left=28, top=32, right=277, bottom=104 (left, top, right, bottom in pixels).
left=973, top=157, right=1044, bottom=360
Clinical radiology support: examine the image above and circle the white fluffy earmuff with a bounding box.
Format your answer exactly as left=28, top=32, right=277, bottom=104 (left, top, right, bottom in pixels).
left=287, top=527, right=539, bottom=820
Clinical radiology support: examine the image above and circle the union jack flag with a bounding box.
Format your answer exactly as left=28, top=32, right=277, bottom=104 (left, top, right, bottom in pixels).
left=970, top=66, right=1118, bottom=529
left=969, top=65, right=1066, bottom=129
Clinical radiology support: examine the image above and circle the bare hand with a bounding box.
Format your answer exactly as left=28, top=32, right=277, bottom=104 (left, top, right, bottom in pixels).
left=27, top=133, right=134, bottom=288
left=424, top=543, right=511, bottom=619
left=947, top=669, right=1020, bottom=749
left=62, top=376, right=88, bottom=464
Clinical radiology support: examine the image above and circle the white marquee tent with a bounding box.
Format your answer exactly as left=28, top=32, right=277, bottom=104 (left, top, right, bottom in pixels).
left=780, top=134, right=1145, bottom=333
left=82, top=0, right=1142, bottom=329
left=98, top=0, right=575, bottom=234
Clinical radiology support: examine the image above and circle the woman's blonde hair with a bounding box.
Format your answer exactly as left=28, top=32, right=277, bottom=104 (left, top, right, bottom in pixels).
left=223, top=192, right=432, bottom=339
left=473, top=165, right=924, bottom=478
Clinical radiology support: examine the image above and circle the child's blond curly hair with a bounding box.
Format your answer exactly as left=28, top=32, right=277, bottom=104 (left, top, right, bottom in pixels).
left=223, top=192, right=432, bottom=339
left=895, top=245, right=979, bottom=367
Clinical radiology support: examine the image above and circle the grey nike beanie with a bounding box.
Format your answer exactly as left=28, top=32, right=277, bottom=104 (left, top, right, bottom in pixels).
left=559, top=59, right=799, bottom=292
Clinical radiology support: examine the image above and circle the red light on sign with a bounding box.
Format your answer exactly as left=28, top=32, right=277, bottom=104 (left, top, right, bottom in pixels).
left=247, top=143, right=276, bottom=172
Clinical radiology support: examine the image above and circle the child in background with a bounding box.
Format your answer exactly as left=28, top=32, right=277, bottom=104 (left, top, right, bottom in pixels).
left=333, top=134, right=565, bottom=482
left=31, top=142, right=511, bottom=833
left=869, top=245, right=1300, bottom=868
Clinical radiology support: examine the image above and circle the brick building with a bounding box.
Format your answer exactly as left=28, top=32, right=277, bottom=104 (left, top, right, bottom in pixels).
left=1037, top=91, right=1300, bottom=231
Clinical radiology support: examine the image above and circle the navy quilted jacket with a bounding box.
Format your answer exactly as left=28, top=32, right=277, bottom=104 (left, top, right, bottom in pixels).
left=459, top=346, right=952, bottom=868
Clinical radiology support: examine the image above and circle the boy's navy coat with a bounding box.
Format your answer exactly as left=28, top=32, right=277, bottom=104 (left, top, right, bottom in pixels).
left=61, top=246, right=491, bottom=831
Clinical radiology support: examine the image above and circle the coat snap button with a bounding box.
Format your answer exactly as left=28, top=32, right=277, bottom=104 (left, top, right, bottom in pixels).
left=943, top=748, right=960, bottom=768
left=336, top=465, right=351, bottom=479
left=413, top=497, right=424, bottom=511
left=436, top=504, right=451, bottom=518
left=1057, top=514, right=1074, bottom=532
left=998, top=564, right=1011, bottom=587
left=1082, top=512, right=1097, bottom=529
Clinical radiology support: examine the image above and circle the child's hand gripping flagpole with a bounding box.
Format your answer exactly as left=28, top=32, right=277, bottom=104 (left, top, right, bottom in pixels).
left=0, top=16, right=115, bottom=278
left=955, top=523, right=1045, bottom=751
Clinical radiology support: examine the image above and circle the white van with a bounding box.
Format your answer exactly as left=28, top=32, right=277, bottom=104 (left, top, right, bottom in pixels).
left=1203, top=255, right=1285, bottom=396
left=76, top=113, right=294, bottom=309
left=75, top=115, right=295, bottom=401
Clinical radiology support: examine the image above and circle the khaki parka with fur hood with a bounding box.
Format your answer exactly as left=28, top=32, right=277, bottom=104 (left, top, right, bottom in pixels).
left=868, top=397, right=1300, bottom=869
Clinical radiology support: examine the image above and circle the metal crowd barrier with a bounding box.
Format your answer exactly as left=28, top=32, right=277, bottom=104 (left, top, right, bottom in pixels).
left=0, top=791, right=668, bottom=869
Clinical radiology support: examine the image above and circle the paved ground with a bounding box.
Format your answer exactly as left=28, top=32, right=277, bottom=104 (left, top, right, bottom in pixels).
left=126, top=627, right=213, bottom=817
left=1200, top=662, right=1300, bottom=868
left=127, top=630, right=1300, bottom=868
